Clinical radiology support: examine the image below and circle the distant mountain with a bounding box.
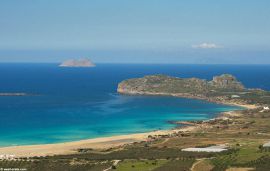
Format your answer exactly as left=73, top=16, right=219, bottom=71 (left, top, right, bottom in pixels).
left=59, top=59, right=95, bottom=67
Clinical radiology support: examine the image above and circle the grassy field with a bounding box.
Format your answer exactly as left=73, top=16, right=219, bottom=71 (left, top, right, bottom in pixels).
left=115, top=159, right=168, bottom=171
left=0, top=159, right=112, bottom=171
left=153, top=159, right=195, bottom=171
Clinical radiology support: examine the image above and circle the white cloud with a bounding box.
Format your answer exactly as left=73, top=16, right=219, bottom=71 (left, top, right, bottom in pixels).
left=192, top=43, right=223, bottom=49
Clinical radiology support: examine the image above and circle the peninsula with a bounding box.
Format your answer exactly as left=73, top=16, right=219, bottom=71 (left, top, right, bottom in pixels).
left=59, top=59, right=95, bottom=67
left=117, top=74, right=269, bottom=106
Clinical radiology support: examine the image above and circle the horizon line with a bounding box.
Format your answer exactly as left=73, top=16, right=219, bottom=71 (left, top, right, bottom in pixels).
left=0, top=62, right=270, bottom=65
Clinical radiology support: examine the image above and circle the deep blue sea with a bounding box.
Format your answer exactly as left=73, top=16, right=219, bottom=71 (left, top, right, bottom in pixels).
left=0, top=64, right=269, bottom=147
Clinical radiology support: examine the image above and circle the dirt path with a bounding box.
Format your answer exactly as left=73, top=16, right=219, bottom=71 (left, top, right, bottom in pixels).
left=191, top=158, right=214, bottom=171
left=103, top=160, right=121, bottom=171
left=191, top=159, right=204, bottom=171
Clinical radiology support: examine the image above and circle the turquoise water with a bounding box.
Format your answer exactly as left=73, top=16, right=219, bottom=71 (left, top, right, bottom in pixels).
left=2, top=64, right=269, bottom=146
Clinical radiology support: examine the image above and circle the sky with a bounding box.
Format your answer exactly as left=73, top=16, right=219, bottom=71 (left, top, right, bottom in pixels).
left=0, top=0, right=269, bottom=64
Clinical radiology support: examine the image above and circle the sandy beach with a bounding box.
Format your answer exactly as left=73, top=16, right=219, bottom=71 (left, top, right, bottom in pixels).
left=0, top=102, right=258, bottom=158
left=0, top=127, right=196, bottom=158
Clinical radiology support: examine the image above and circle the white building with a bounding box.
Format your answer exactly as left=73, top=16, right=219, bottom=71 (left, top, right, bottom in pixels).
left=263, top=106, right=269, bottom=110
left=182, top=145, right=228, bottom=152
left=0, top=154, right=15, bottom=160
left=231, top=95, right=240, bottom=98
left=260, top=106, right=269, bottom=113
left=263, top=141, right=270, bottom=148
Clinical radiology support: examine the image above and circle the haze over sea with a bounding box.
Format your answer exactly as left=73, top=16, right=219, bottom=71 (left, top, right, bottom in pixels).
left=0, top=64, right=269, bottom=147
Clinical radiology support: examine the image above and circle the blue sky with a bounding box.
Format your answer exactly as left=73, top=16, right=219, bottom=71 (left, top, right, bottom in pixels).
left=0, top=0, right=269, bottom=63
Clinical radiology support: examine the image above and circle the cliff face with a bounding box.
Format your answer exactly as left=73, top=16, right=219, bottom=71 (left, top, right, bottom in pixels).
left=211, top=74, right=244, bottom=90
left=117, top=74, right=245, bottom=95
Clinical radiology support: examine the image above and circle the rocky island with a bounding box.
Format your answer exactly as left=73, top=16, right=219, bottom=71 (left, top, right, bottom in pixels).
left=59, top=59, right=95, bottom=67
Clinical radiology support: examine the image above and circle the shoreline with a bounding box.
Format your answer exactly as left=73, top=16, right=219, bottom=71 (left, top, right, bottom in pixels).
left=0, top=127, right=196, bottom=158
left=117, top=90, right=258, bottom=109
left=0, top=90, right=259, bottom=158
left=0, top=99, right=258, bottom=158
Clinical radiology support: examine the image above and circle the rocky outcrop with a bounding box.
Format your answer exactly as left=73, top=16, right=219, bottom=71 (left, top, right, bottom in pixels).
left=210, top=74, right=244, bottom=90
left=59, top=59, right=95, bottom=67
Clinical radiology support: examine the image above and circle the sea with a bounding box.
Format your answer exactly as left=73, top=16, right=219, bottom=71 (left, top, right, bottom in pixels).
left=0, top=63, right=269, bottom=147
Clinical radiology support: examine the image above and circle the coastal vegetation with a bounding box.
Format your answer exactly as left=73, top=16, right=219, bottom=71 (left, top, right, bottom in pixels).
left=117, top=74, right=245, bottom=95
left=117, top=74, right=270, bottom=106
